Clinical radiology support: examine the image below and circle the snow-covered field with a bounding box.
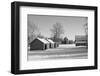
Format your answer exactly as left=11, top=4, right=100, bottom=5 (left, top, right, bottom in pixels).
left=28, top=44, right=88, bottom=61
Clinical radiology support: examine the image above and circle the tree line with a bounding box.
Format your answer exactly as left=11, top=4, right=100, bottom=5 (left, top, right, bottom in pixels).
left=28, top=22, right=87, bottom=45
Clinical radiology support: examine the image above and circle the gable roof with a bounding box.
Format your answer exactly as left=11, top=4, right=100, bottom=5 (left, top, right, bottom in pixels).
left=46, top=39, right=55, bottom=44
left=37, top=38, right=49, bottom=44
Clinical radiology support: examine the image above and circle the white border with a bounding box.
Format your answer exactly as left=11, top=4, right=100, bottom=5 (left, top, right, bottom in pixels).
left=20, top=6, right=95, bottom=70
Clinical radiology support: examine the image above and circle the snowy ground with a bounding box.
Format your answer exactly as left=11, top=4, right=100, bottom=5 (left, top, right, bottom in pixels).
left=28, top=44, right=88, bottom=61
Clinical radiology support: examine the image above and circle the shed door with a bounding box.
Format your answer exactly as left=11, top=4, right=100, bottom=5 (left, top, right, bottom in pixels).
left=45, top=44, right=47, bottom=49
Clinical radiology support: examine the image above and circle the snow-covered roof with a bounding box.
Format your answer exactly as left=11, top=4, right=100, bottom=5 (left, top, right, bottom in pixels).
left=37, top=38, right=49, bottom=44
left=75, top=35, right=87, bottom=40
left=46, top=39, right=55, bottom=44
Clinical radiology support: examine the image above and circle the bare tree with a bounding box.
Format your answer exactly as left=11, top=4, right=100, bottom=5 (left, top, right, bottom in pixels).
left=83, top=23, right=88, bottom=36
left=37, top=33, right=44, bottom=38
left=50, top=22, right=64, bottom=42
left=28, top=21, right=40, bottom=45
left=83, top=23, right=88, bottom=47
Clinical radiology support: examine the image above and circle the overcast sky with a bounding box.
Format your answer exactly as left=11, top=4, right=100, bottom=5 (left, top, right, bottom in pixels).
left=28, top=14, right=88, bottom=40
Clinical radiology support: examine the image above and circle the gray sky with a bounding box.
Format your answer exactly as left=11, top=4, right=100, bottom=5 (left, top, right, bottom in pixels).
left=28, top=15, right=88, bottom=40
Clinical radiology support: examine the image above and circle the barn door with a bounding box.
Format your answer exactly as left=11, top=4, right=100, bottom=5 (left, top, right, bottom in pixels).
left=45, top=44, right=47, bottom=49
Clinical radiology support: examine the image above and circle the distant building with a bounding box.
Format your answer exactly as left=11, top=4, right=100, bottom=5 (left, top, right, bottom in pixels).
left=46, top=39, right=55, bottom=48
left=75, top=35, right=88, bottom=46
left=30, top=38, right=49, bottom=50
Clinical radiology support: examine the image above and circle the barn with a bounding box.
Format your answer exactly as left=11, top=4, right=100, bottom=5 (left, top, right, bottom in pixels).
left=30, top=38, right=49, bottom=50
left=75, top=35, right=88, bottom=46
left=46, top=39, right=55, bottom=48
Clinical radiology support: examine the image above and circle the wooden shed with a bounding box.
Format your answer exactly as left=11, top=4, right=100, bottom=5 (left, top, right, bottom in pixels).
left=30, top=38, right=49, bottom=50
left=46, top=39, right=55, bottom=48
